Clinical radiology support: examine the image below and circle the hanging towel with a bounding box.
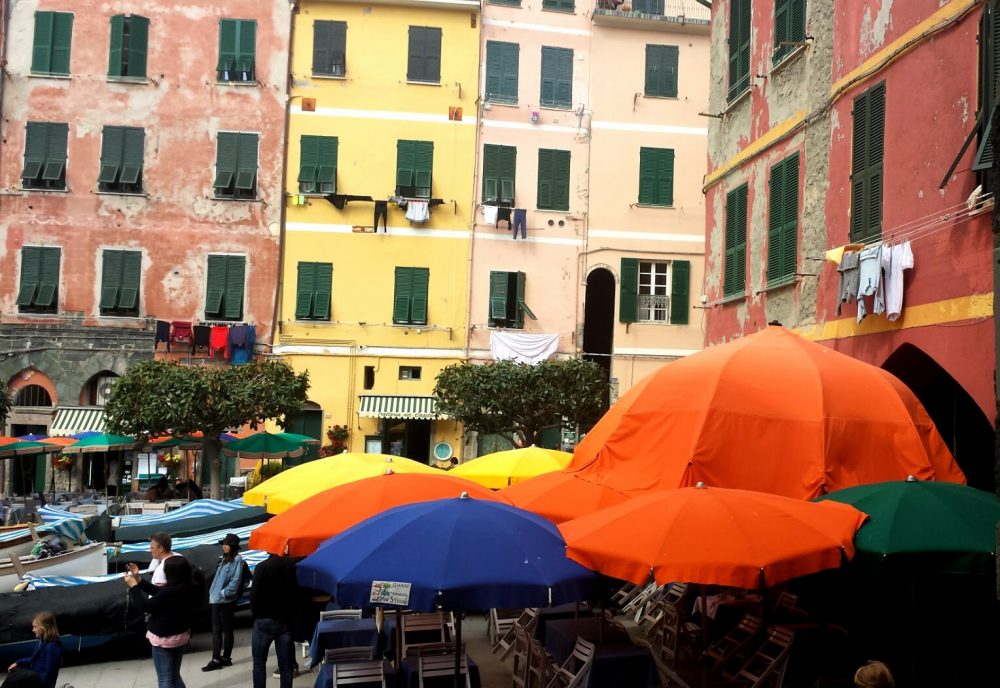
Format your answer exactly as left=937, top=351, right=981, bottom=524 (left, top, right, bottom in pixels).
left=209, top=326, right=230, bottom=359
left=193, top=325, right=211, bottom=352
left=155, top=320, right=171, bottom=351
left=170, top=321, right=194, bottom=353
left=880, top=241, right=914, bottom=321
left=482, top=205, right=498, bottom=226
left=405, top=200, right=430, bottom=223
left=489, top=332, right=560, bottom=365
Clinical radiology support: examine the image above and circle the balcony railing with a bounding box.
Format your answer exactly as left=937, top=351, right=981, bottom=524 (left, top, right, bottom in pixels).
left=593, top=0, right=710, bottom=29
left=638, top=294, right=670, bottom=322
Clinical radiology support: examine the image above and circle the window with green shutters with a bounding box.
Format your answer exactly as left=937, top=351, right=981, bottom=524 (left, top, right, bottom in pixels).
left=638, top=147, right=674, bottom=206
left=31, top=11, right=73, bottom=76
left=482, top=145, right=516, bottom=205
left=542, top=0, right=574, bottom=11
left=22, top=122, right=68, bottom=191
left=407, top=26, right=441, bottom=83
left=312, top=20, right=346, bottom=77
left=214, top=132, right=258, bottom=199
left=108, top=15, right=149, bottom=79
left=633, top=0, right=665, bottom=13
left=299, top=136, right=338, bottom=194
left=974, top=4, right=1000, bottom=173
left=295, top=262, right=332, bottom=321
left=392, top=267, right=430, bottom=325
left=728, top=0, right=751, bottom=102
left=396, top=140, right=433, bottom=199
left=17, top=247, right=61, bottom=314
left=217, top=19, right=256, bottom=82
left=99, top=126, right=144, bottom=194
left=773, top=0, right=806, bottom=64
left=100, top=250, right=142, bottom=316
left=645, top=45, right=678, bottom=97
left=540, top=47, right=573, bottom=109
left=205, top=255, right=246, bottom=321
left=485, top=41, right=519, bottom=105
left=850, top=82, right=885, bottom=242
left=537, top=149, right=570, bottom=211
left=766, top=153, right=799, bottom=285
left=724, top=184, right=748, bottom=298
left=618, top=258, right=688, bottom=324
left=488, top=271, right=536, bottom=329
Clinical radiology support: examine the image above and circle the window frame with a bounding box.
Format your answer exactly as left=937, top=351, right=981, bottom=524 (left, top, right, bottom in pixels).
left=312, top=20, right=347, bottom=77
left=537, top=148, right=570, bottom=211
left=482, top=144, right=517, bottom=206
left=98, top=126, right=145, bottom=194
left=204, top=254, right=246, bottom=322
left=217, top=19, right=256, bottom=83
left=540, top=46, right=573, bottom=109
left=727, top=0, right=751, bottom=102
left=108, top=14, right=149, bottom=80
left=849, top=81, right=885, bottom=242
left=488, top=270, right=536, bottom=329
left=723, top=184, right=749, bottom=298
left=392, top=267, right=430, bottom=325
left=294, top=261, right=333, bottom=321
left=766, top=153, right=800, bottom=286
left=406, top=26, right=442, bottom=84
left=619, top=257, right=689, bottom=324
left=31, top=11, right=73, bottom=76
left=484, top=41, right=520, bottom=105
left=644, top=44, right=678, bottom=98
left=396, top=140, right=434, bottom=199
left=22, top=122, right=68, bottom=191
left=637, top=147, right=675, bottom=207
left=299, top=135, right=338, bottom=195
left=773, top=0, right=806, bottom=65
left=214, top=132, right=259, bottom=200
left=542, top=0, right=575, bottom=12
left=17, top=246, right=61, bottom=314
left=99, top=249, right=142, bottom=317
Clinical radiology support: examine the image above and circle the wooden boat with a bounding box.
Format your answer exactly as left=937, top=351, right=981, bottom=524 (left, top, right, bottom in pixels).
left=0, top=524, right=42, bottom=560
left=0, top=541, right=107, bottom=593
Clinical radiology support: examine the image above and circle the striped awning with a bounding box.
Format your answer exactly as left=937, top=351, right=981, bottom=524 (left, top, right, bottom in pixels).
left=358, top=395, right=440, bottom=420
left=49, top=406, right=107, bottom=437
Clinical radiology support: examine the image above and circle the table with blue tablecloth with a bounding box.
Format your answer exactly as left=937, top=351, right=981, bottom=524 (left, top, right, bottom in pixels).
left=312, top=659, right=396, bottom=688
left=308, top=618, right=384, bottom=667
left=542, top=617, right=657, bottom=688
left=398, top=655, right=481, bottom=688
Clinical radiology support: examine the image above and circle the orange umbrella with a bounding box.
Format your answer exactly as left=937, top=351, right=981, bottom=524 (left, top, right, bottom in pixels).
left=0, top=438, right=16, bottom=447
left=249, top=471, right=510, bottom=557
left=39, top=437, right=76, bottom=447
left=501, top=471, right=632, bottom=523
left=559, top=483, right=869, bottom=589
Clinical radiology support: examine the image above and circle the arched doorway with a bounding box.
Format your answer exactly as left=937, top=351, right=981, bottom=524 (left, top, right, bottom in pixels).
left=882, top=344, right=995, bottom=492
left=7, top=377, right=55, bottom=496
left=284, top=400, right=323, bottom=462
left=80, top=371, right=119, bottom=406
left=583, top=267, right=615, bottom=409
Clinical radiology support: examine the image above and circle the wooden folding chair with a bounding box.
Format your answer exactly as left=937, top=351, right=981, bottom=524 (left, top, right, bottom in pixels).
left=528, top=634, right=556, bottom=688
left=703, top=613, right=763, bottom=680
left=659, top=599, right=701, bottom=669
left=321, top=609, right=365, bottom=621
left=770, top=592, right=808, bottom=623
left=511, top=625, right=533, bottom=688
left=410, top=641, right=464, bottom=657
left=488, top=607, right=521, bottom=645
left=545, top=636, right=595, bottom=688
left=417, top=651, right=471, bottom=688
left=493, top=607, right=539, bottom=660
left=324, top=646, right=375, bottom=664
left=401, top=612, right=447, bottom=657
left=625, top=583, right=663, bottom=622
left=330, top=658, right=387, bottom=687
left=731, top=626, right=795, bottom=688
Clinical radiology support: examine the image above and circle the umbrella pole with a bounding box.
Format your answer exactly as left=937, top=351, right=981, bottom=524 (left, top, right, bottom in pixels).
left=395, top=608, right=402, bottom=671
left=700, top=584, right=708, bottom=648
left=454, top=614, right=462, bottom=688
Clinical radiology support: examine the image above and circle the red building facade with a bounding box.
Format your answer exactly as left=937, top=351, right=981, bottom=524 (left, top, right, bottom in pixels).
left=703, top=0, right=996, bottom=491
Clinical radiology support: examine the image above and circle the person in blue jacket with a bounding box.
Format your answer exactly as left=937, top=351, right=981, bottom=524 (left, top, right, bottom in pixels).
left=2, top=611, right=62, bottom=688
left=202, top=533, right=246, bottom=671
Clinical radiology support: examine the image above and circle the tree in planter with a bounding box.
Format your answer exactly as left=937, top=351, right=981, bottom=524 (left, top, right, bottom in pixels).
left=433, top=358, right=608, bottom=449
left=104, top=360, right=310, bottom=499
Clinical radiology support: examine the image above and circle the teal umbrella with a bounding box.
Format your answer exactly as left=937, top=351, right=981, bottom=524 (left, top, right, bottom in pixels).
left=62, top=433, right=139, bottom=454
left=222, top=432, right=306, bottom=459
left=816, top=477, right=1000, bottom=574
left=145, top=435, right=204, bottom=450
left=275, top=432, right=321, bottom=446
left=0, top=441, right=61, bottom=458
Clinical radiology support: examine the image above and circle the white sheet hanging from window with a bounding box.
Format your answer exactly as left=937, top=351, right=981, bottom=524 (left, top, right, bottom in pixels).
left=490, top=332, right=559, bottom=365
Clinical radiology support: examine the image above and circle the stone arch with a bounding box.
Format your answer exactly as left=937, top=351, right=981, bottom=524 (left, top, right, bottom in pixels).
left=80, top=370, right=120, bottom=406
left=6, top=368, right=58, bottom=407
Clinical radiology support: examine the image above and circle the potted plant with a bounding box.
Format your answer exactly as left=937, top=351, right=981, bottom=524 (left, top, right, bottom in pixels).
left=322, top=425, right=350, bottom=456
left=158, top=450, right=184, bottom=478
left=50, top=454, right=74, bottom=471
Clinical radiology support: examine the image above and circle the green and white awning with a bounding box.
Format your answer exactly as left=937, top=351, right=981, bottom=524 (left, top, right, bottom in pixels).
left=49, top=406, right=107, bottom=437
left=358, top=395, right=440, bottom=420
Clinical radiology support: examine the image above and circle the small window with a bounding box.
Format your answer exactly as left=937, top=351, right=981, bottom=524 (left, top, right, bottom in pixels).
left=100, top=249, right=142, bottom=316
left=638, top=147, right=674, bottom=206
left=393, top=267, right=430, bottom=325
left=22, top=122, right=68, bottom=191
left=214, top=132, right=258, bottom=199
left=644, top=45, right=678, bottom=98
left=205, top=255, right=246, bottom=321
left=773, top=0, right=806, bottom=64
left=312, top=20, right=346, bottom=77
left=217, top=19, right=256, bottom=82
left=99, top=126, right=145, bottom=194
left=31, top=11, right=73, bottom=76
left=108, top=15, right=149, bottom=79
left=399, top=366, right=422, bottom=381
left=542, top=0, right=574, bottom=11
left=407, top=26, right=441, bottom=83
left=766, top=153, right=800, bottom=285
left=540, top=47, right=573, bottom=109
left=14, top=385, right=53, bottom=407
left=488, top=271, right=536, bottom=329
left=537, top=149, right=570, bottom=211
left=619, top=258, right=689, bottom=324
left=295, top=262, right=333, bottom=321
left=299, top=136, right=337, bottom=194
left=723, top=184, right=748, bottom=298
left=396, top=140, right=433, bottom=199
left=482, top=144, right=516, bottom=205
left=728, top=0, right=751, bottom=101
left=17, top=246, right=61, bottom=314
left=363, top=366, right=375, bottom=390
left=485, top=41, right=519, bottom=105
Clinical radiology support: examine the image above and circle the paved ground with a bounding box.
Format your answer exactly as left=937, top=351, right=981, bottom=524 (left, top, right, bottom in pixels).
left=49, top=613, right=511, bottom=688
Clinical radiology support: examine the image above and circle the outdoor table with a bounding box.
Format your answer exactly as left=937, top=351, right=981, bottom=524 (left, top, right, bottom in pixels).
left=542, top=617, right=656, bottom=688
left=312, top=659, right=395, bottom=688
left=308, top=618, right=383, bottom=667
left=398, top=655, right=481, bottom=688
left=541, top=617, right=629, bottom=664
left=534, top=602, right=594, bottom=644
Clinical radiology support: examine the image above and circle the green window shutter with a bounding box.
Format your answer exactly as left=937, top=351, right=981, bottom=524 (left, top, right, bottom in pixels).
left=489, top=271, right=509, bottom=324
left=485, top=42, right=502, bottom=102
left=619, top=258, right=639, bottom=323
left=537, top=149, right=553, bottom=209
left=645, top=45, right=678, bottom=97
left=483, top=145, right=500, bottom=202
left=396, top=140, right=415, bottom=194
left=205, top=255, right=226, bottom=317
left=218, top=19, right=237, bottom=73
left=214, top=132, right=238, bottom=191
left=17, top=247, right=41, bottom=307
left=43, top=123, right=68, bottom=183
left=235, top=133, right=258, bottom=191
left=639, top=148, right=673, bottom=206
left=974, top=108, right=996, bottom=171
left=237, top=20, right=256, bottom=75
left=515, top=271, right=534, bottom=327
left=108, top=15, right=125, bottom=77
left=781, top=154, right=799, bottom=280
left=735, top=185, right=748, bottom=293
left=313, top=263, right=332, bottom=320
left=32, top=12, right=53, bottom=74
left=767, top=159, right=785, bottom=284
left=638, top=148, right=655, bottom=204
left=299, top=136, right=319, bottom=192
left=127, top=15, right=149, bottom=78
left=502, top=43, right=519, bottom=103
left=865, top=83, right=885, bottom=239
left=975, top=6, right=1000, bottom=171
left=313, top=21, right=330, bottom=74
left=728, top=0, right=751, bottom=101
left=414, top=141, right=433, bottom=198
left=295, top=262, right=316, bottom=319
left=36, top=248, right=60, bottom=308
left=51, top=12, right=73, bottom=75
left=774, top=0, right=789, bottom=62
left=100, top=250, right=123, bottom=310
left=224, top=256, right=245, bottom=320
left=22, top=123, right=47, bottom=183
left=500, top=145, right=516, bottom=203
left=790, top=0, right=806, bottom=44
left=850, top=89, right=868, bottom=241
left=407, top=27, right=426, bottom=82
left=540, top=48, right=573, bottom=108
left=99, top=127, right=124, bottom=185
left=724, top=184, right=748, bottom=296
left=410, top=268, right=429, bottom=325
left=121, top=127, right=144, bottom=185
left=119, top=250, right=141, bottom=310
left=669, top=260, right=690, bottom=325
left=658, top=149, right=674, bottom=206
left=424, top=28, right=441, bottom=83
left=551, top=149, right=570, bottom=211
left=393, top=267, right=412, bottom=323
left=317, top=136, right=338, bottom=193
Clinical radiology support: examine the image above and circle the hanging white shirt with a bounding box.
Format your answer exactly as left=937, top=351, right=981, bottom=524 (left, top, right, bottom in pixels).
left=406, top=200, right=430, bottom=223
left=880, top=241, right=914, bottom=321
left=482, top=205, right=498, bottom=226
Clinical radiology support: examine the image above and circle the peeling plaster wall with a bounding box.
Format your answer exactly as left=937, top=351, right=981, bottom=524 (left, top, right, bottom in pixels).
left=0, top=0, right=290, bottom=343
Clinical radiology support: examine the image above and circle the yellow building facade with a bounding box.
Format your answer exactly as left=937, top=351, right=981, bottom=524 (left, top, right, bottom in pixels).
left=276, top=0, right=479, bottom=462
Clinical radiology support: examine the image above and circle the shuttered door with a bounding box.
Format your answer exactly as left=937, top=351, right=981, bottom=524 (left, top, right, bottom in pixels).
left=410, top=268, right=429, bottom=324
left=31, top=12, right=54, bottom=74
left=414, top=142, right=433, bottom=199
left=669, top=261, right=690, bottom=325
left=100, top=250, right=123, bottom=310
left=17, top=248, right=42, bottom=307
left=223, top=256, right=246, bottom=320
left=393, top=267, right=413, bottom=324
left=313, top=263, right=332, bottom=320
left=619, top=258, right=639, bottom=323
left=119, top=250, right=141, bottom=311
left=205, top=256, right=226, bottom=318
left=295, top=262, right=316, bottom=319
left=541, top=47, right=572, bottom=108
left=108, top=15, right=125, bottom=77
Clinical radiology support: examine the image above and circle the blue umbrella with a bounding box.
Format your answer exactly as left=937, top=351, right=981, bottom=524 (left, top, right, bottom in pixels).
left=16, top=434, right=48, bottom=442
left=70, top=430, right=101, bottom=440
left=297, top=494, right=598, bottom=687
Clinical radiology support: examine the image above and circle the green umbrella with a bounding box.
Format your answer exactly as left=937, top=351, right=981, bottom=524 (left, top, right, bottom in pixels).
left=62, top=433, right=139, bottom=454
left=222, top=432, right=306, bottom=460
left=274, top=432, right=321, bottom=446
left=145, top=435, right=204, bottom=450
left=0, top=441, right=61, bottom=458
left=816, top=477, right=1000, bottom=574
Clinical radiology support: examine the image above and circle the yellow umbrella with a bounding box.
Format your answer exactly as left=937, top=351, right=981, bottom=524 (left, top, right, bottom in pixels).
left=451, top=446, right=572, bottom=489
left=244, top=453, right=440, bottom=514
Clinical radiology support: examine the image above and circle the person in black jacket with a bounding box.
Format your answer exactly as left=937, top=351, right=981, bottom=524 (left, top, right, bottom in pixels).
left=125, top=556, right=197, bottom=688
left=250, top=553, right=299, bottom=688
left=1, top=611, right=62, bottom=688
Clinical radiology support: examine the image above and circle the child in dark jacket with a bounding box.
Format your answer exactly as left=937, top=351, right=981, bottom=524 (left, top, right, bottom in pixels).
left=2, top=611, right=62, bottom=688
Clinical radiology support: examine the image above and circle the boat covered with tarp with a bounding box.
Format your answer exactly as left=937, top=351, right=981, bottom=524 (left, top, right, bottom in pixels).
left=112, top=499, right=268, bottom=542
